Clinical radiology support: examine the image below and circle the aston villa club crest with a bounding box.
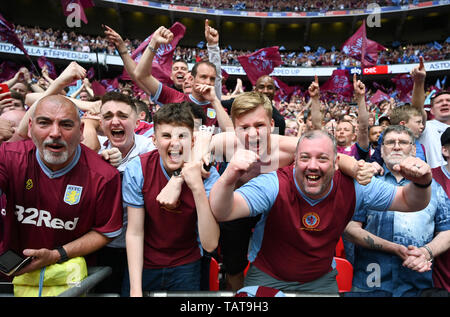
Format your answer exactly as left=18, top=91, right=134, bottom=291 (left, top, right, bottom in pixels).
left=302, top=212, right=320, bottom=231
left=206, top=108, right=216, bottom=119
left=63, top=185, right=83, bottom=205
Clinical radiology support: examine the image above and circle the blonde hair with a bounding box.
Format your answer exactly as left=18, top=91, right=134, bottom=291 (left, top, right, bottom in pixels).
left=389, top=105, right=422, bottom=125
left=231, top=91, right=272, bottom=122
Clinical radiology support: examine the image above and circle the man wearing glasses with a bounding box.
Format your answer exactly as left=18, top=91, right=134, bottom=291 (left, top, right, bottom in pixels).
left=344, top=125, right=450, bottom=297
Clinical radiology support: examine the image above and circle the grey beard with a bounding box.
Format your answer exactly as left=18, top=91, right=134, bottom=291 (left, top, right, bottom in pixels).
left=41, top=148, right=69, bottom=165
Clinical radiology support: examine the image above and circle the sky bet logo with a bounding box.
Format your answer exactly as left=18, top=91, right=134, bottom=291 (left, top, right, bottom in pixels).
left=15, top=205, right=79, bottom=230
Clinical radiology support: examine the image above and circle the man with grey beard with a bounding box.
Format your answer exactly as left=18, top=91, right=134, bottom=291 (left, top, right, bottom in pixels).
left=344, top=125, right=450, bottom=296
left=0, top=94, right=123, bottom=279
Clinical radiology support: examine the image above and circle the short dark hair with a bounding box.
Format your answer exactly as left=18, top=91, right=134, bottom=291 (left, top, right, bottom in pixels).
left=172, top=59, right=188, bottom=68
left=134, top=100, right=151, bottom=122
left=191, top=60, right=216, bottom=78
left=153, top=102, right=194, bottom=131
left=378, top=116, right=391, bottom=125
left=101, top=91, right=137, bottom=114
left=10, top=90, right=25, bottom=108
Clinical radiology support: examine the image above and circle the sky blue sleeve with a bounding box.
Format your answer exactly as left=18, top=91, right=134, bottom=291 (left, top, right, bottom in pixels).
left=235, top=172, right=279, bottom=217
left=354, top=176, right=397, bottom=212
left=203, top=167, right=220, bottom=198
left=122, top=156, right=145, bottom=208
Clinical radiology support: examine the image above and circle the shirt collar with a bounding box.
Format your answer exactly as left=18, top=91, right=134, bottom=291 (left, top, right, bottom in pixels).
left=36, top=145, right=81, bottom=179
left=441, top=164, right=450, bottom=178
left=159, top=156, right=171, bottom=181
left=189, top=94, right=210, bottom=106
left=381, top=164, right=410, bottom=185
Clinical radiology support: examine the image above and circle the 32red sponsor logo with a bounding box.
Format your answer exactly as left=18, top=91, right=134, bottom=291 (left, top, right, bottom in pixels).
left=15, top=205, right=79, bottom=230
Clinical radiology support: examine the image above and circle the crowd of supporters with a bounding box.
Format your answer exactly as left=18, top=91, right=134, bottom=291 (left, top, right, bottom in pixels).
left=164, top=0, right=426, bottom=12
left=12, top=24, right=450, bottom=68
left=1, top=6, right=449, bottom=299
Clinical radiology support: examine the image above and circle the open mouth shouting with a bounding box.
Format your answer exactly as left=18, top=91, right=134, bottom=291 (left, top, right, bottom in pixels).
left=110, top=128, right=126, bottom=142
left=305, top=173, right=321, bottom=186
left=168, top=148, right=184, bottom=164
left=246, top=138, right=261, bottom=153
left=175, top=74, right=185, bottom=83
left=43, top=139, right=67, bottom=154
left=440, top=105, right=450, bottom=115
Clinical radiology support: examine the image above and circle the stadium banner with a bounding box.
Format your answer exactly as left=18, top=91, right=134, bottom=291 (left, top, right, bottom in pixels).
left=104, top=0, right=450, bottom=19
left=0, top=42, right=97, bottom=63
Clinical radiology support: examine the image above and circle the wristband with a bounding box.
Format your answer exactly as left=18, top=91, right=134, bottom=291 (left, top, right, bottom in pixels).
left=422, top=245, right=434, bottom=262
left=118, top=49, right=128, bottom=55
left=172, top=168, right=182, bottom=177
left=56, top=246, right=69, bottom=264
left=413, top=180, right=432, bottom=188
left=147, top=45, right=157, bottom=54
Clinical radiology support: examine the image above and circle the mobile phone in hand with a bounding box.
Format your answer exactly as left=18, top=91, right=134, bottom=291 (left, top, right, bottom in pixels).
left=0, top=250, right=32, bottom=276
left=0, top=83, right=10, bottom=101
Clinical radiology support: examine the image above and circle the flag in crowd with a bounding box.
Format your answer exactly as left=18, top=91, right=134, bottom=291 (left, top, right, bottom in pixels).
left=91, top=80, right=106, bottom=96
left=0, top=61, right=18, bottom=83
left=341, top=21, right=385, bottom=68
left=369, top=89, right=390, bottom=105
left=197, top=41, right=205, bottom=49
left=321, top=69, right=353, bottom=101
left=391, top=73, right=414, bottom=102
left=272, top=76, right=296, bottom=103
left=87, top=67, right=95, bottom=80
left=0, top=13, right=30, bottom=59
left=121, top=22, right=186, bottom=86
left=237, top=46, right=282, bottom=85
left=61, top=0, right=94, bottom=24
left=37, top=56, right=58, bottom=79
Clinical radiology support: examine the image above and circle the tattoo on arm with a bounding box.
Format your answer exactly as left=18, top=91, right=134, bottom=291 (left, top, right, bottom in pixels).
left=363, top=235, right=383, bottom=250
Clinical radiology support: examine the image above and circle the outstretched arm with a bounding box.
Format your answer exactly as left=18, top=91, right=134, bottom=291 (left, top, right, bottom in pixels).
left=103, top=24, right=147, bottom=92
left=389, top=157, right=432, bottom=212
left=134, top=26, right=173, bottom=96
left=205, top=19, right=222, bottom=100
left=337, top=154, right=376, bottom=186
left=410, top=56, right=427, bottom=125
left=354, top=74, right=369, bottom=151
left=209, top=149, right=258, bottom=222
left=308, top=75, right=322, bottom=131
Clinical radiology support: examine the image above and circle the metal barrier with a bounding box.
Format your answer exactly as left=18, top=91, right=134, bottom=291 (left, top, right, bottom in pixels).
left=0, top=266, right=116, bottom=297
left=58, top=266, right=115, bottom=297
left=145, top=291, right=339, bottom=297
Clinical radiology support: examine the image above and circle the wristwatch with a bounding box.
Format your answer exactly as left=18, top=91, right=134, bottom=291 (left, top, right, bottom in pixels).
left=56, top=246, right=69, bottom=264
left=172, top=168, right=182, bottom=177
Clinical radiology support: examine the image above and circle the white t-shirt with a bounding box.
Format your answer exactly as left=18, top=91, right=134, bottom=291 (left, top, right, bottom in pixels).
left=97, top=134, right=156, bottom=248
left=419, top=119, right=449, bottom=168
left=98, top=134, right=155, bottom=173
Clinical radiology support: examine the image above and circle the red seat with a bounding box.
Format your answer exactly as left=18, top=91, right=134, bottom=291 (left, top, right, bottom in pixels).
left=335, top=237, right=346, bottom=258
left=209, top=257, right=220, bottom=291
left=334, top=257, right=353, bottom=293
left=243, top=261, right=250, bottom=276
